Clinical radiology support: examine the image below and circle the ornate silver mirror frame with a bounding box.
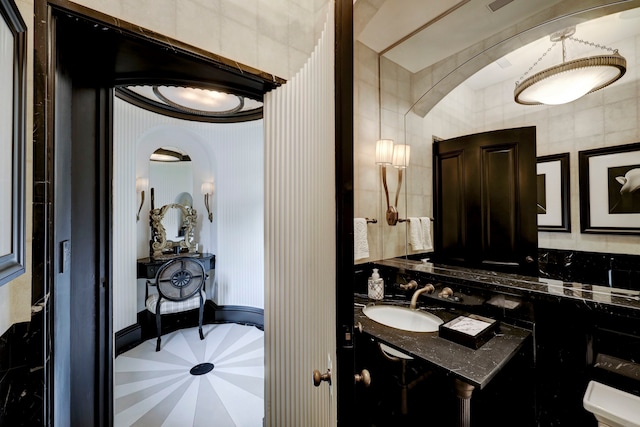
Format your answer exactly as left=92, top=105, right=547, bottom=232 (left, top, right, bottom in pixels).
left=149, top=203, right=198, bottom=259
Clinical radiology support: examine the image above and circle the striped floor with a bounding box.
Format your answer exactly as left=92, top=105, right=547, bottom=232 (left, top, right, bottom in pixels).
left=114, top=323, right=264, bottom=426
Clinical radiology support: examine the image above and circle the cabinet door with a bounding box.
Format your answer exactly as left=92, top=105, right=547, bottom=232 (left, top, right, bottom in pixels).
left=433, top=127, right=538, bottom=275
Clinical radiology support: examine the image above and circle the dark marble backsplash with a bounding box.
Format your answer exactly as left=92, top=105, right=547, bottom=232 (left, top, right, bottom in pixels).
left=396, top=248, right=640, bottom=291
left=537, top=249, right=640, bottom=291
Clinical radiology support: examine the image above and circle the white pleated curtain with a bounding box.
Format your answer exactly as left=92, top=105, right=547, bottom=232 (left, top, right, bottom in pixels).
left=263, top=2, right=337, bottom=425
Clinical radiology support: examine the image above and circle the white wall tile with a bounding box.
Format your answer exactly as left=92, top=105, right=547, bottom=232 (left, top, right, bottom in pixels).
left=359, top=26, right=640, bottom=260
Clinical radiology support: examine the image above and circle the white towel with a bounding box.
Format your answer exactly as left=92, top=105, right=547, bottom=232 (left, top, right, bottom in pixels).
left=420, top=217, right=433, bottom=251
left=408, top=217, right=423, bottom=250
left=354, top=218, right=369, bottom=260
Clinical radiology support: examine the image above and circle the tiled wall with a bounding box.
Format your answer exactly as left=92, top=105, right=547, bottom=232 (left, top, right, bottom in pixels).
left=354, top=14, right=640, bottom=264
left=72, top=0, right=328, bottom=81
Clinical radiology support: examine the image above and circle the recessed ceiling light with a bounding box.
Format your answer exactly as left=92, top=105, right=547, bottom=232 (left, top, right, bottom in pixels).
left=116, top=84, right=264, bottom=122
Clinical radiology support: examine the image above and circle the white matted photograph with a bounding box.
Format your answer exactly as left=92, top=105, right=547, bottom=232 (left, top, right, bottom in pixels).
left=579, top=142, right=640, bottom=234
left=537, top=153, right=570, bottom=232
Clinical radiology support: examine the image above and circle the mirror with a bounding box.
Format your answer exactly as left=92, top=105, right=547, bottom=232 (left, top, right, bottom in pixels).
left=149, top=203, right=198, bottom=258
left=147, top=147, right=198, bottom=258
left=354, top=1, right=640, bottom=263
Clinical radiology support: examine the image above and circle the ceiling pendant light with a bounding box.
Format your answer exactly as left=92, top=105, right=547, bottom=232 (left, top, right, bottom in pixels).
left=514, top=27, right=627, bottom=106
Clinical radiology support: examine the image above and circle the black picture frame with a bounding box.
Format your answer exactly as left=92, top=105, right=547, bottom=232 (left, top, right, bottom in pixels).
left=537, top=153, right=570, bottom=232
left=579, top=142, right=640, bottom=234
left=0, top=0, right=26, bottom=287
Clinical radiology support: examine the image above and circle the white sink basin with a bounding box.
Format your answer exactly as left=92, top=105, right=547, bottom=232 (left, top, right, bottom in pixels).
left=363, top=305, right=443, bottom=332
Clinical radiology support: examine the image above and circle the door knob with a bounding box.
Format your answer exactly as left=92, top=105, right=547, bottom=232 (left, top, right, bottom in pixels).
left=354, top=369, right=371, bottom=387
left=313, top=369, right=331, bottom=387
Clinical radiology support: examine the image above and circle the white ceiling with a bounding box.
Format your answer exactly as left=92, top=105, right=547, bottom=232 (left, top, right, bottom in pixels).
left=356, top=0, right=464, bottom=55
left=357, top=0, right=565, bottom=73
left=356, top=0, right=640, bottom=90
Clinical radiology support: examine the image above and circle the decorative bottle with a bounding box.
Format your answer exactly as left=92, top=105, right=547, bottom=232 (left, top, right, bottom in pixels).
left=368, top=268, right=384, bottom=300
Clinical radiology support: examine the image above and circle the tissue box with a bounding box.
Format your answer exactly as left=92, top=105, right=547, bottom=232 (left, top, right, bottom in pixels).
left=438, top=314, right=498, bottom=349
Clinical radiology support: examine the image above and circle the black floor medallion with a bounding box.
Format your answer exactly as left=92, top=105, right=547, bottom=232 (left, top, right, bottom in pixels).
left=190, top=362, right=214, bottom=376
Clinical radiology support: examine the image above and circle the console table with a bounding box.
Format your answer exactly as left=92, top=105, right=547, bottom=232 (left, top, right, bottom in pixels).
left=136, top=253, right=216, bottom=279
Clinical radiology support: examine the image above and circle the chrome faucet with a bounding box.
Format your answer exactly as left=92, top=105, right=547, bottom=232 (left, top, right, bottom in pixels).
left=410, top=283, right=435, bottom=309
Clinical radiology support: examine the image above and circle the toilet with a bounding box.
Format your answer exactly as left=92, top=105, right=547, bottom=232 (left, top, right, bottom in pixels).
left=583, top=380, right=640, bottom=427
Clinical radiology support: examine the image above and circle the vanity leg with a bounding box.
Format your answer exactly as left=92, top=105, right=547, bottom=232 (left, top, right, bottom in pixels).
left=400, top=360, right=408, bottom=415
left=454, top=378, right=475, bottom=427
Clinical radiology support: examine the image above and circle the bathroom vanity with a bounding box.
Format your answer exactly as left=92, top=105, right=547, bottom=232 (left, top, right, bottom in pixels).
left=355, top=299, right=530, bottom=427
left=354, top=258, right=640, bottom=426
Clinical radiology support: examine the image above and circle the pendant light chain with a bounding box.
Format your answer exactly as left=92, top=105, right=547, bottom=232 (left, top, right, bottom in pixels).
left=515, top=35, right=619, bottom=86
left=515, top=42, right=557, bottom=86
left=567, top=36, right=618, bottom=54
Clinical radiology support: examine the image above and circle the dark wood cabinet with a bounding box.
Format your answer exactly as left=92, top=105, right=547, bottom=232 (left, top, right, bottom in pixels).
left=433, top=127, right=538, bottom=275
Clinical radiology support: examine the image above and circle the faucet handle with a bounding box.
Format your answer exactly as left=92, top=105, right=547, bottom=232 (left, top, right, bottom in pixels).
left=399, top=280, right=418, bottom=290
left=438, top=286, right=453, bottom=298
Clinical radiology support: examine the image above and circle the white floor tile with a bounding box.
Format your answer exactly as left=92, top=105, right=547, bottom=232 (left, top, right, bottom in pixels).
left=115, top=324, right=264, bottom=426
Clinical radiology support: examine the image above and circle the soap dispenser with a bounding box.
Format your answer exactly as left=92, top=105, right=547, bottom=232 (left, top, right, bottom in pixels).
left=368, top=268, right=384, bottom=300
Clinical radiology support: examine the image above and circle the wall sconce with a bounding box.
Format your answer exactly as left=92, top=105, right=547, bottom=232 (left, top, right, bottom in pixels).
left=375, top=140, right=410, bottom=226
left=136, top=178, right=148, bottom=222
left=201, top=181, right=215, bottom=223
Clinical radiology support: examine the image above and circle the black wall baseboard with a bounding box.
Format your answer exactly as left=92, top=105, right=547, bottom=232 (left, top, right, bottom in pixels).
left=207, top=302, right=264, bottom=330
left=114, top=323, right=142, bottom=356
left=114, top=303, right=265, bottom=355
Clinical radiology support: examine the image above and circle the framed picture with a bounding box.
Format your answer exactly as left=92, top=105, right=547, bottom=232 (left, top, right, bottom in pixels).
left=579, top=142, right=640, bottom=234
left=537, top=153, right=570, bottom=232
left=0, top=0, right=26, bottom=287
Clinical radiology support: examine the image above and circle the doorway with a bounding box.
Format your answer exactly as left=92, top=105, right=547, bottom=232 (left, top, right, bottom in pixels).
left=33, top=2, right=280, bottom=425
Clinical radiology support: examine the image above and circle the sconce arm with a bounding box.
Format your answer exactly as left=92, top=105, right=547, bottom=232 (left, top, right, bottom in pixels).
left=136, top=190, right=145, bottom=222
left=394, top=168, right=404, bottom=208
left=204, top=193, right=213, bottom=223
left=381, top=165, right=391, bottom=209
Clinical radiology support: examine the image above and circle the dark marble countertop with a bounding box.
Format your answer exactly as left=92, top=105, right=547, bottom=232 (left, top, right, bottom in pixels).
left=354, top=298, right=531, bottom=390
left=375, top=258, right=640, bottom=315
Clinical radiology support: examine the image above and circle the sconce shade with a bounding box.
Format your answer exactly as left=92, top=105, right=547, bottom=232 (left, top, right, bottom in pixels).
left=201, top=182, right=215, bottom=195
left=375, top=139, right=394, bottom=165
left=392, top=144, right=411, bottom=169
left=136, top=177, right=148, bottom=192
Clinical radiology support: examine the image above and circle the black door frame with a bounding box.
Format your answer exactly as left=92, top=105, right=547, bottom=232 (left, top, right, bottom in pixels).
left=33, top=0, right=354, bottom=425
left=33, top=1, right=286, bottom=425
left=334, top=0, right=356, bottom=425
